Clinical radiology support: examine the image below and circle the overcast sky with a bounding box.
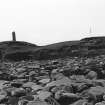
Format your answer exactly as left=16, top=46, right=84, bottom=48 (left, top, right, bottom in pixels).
left=0, top=0, right=105, bottom=45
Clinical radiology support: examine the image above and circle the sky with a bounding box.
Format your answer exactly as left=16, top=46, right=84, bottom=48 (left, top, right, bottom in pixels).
left=0, top=0, right=105, bottom=45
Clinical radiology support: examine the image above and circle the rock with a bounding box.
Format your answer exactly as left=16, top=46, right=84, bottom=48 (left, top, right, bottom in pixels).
left=55, top=92, right=80, bottom=105
left=45, top=97, right=60, bottom=105
left=20, top=95, right=34, bottom=101
left=37, top=91, right=52, bottom=101
left=61, top=85, right=73, bottom=93
left=88, top=86, right=105, bottom=97
left=70, top=75, right=86, bottom=82
left=29, top=71, right=36, bottom=76
left=11, top=82, right=22, bottom=88
left=39, top=79, right=50, bottom=84
left=46, top=77, right=72, bottom=87
left=0, top=71, right=3, bottom=75
left=80, top=86, right=105, bottom=103
left=72, top=82, right=90, bottom=93
left=95, top=101, right=105, bottom=105
left=51, top=69, right=59, bottom=74
left=33, top=95, right=38, bottom=101
left=11, top=88, right=26, bottom=97
left=0, top=91, right=7, bottom=102
left=8, top=96, right=19, bottom=105
left=51, top=85, right=73, bottom=94
left=54, top=90, right=64, bottom=100
left=92, top=79, right=105, bottom=87
left=18, top=99, right=28, bottom=105
left=17, top=72, right=27, bottom=78
left=0, top=81, right=9, bottom=90
left=27, top=100, right=49, bottom=105
left=0, top=98, right=8, bottom=104
left=0, top=73, right=10, bottom=80
left=51, top=60, right=59, bottom=65
left=50, top=86, right=62, bottom=94
left=103, top=95, right=105, bottom=100
left=86, top=71, right=97, bottom=80
left=31, top=85, right=43, bottom=91
left=23, top=82, right=36, bottom=88
left=16, top=68, right=26, bottom=73
left=76, top=83, right=90, bottom=92
left=62, top=93, right=79, bottom=98
left=70, top=99, right=88, bottom=105
left=13, top=79, right=27, bottom=83
left=27, top=65, right=40, bottom=69
left=52, top=73, right=65, bottom=80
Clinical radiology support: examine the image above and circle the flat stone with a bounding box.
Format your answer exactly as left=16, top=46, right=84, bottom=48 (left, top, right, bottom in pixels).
left=31, top=85, right=43, bottom=91
left=11, top=88, right=26, bottom=97
left=62, top=93, right=79, bottom=98
left=95, top=101, right=105, bottom=105
left=16, top=68, right=26, bottom=72
left=27, top=100, right=49, bottom=105
left=37, top=91, right=52, bottom=101
left=23, top=82, right=36, bottom=88
left=39, top=79, right=50, bottom=84
left=46, top=77, right=72, bottom=87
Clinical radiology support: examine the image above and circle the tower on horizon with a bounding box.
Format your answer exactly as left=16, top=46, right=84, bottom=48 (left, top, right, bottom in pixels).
left=12, top=31, right=16, bottom=41
left=89, top=27, right=92, bottom=35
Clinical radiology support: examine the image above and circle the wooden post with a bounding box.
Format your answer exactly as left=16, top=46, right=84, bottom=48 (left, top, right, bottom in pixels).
left=12, top=31, right=16, bottom=41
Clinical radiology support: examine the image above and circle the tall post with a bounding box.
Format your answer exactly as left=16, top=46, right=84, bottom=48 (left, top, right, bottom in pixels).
left=89, top=27, right=92, bottom=35
left=12, top=31, right=16, bottom=41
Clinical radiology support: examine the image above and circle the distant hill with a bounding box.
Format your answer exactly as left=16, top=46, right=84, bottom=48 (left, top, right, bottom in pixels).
left=1, top=36, right=105, bottom=61
left=0, top=41, right=39, bottom=61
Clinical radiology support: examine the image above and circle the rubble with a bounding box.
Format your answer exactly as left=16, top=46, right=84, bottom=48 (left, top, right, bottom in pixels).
left=1, top=55, right=105, bottom=104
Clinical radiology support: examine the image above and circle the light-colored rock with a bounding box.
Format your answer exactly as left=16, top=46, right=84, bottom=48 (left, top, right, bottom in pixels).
left=37, top=91, right=52, bottom=101
left=11, top=88, right=25, bottom=96
left=86, top=71, right=97, bottom=80
left=62, top=93, right=79, bottom=98
left=95, top=101, right=105, bottom=105
left=39, top=79, right=50, bottom=84
left=27, top=100, right=49, bottom=105
left=31, top=85, right=43, bottom=91
left=27, top=65, right=40, bottom=69
left=16, top=68, right=26, bottom=72
left=23, top=82, right=36, bottom=88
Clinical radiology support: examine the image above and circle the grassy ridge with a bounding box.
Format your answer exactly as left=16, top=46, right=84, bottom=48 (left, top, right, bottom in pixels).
left=0, top=36, right=105, bottom=61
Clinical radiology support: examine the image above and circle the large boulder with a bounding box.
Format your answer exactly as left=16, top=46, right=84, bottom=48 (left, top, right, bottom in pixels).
left=86, top=71, right=97, bottom=80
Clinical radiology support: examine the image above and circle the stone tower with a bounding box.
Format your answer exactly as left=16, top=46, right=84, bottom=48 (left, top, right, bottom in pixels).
left=12, top=31, right=16, bottom=41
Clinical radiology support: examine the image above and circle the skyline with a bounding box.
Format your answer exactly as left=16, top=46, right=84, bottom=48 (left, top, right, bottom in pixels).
left=0, top=0, right=105, bottom=45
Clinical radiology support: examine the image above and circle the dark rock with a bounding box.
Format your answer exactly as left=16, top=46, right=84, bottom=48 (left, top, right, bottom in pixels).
left=57, top=93, right=80, bottom=105
left=20, top=95, right=34, bottom=101
left=11, top=82, right=22, bottom=88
